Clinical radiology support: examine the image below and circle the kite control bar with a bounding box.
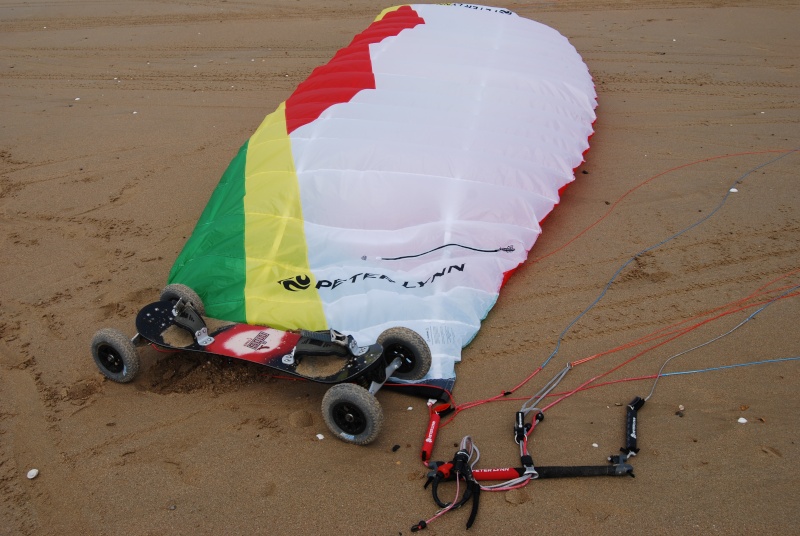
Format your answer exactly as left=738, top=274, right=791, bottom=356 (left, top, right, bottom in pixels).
left=423, top=458, right=634, bottom=510
left=472, top=463, right=634, bottom=480
left=412, top=398, right=642, bottom=531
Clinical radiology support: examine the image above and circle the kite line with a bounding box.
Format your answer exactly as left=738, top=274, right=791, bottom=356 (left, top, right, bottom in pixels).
left=540, top=147, right=799, bottom=369
left=410, top=147, right=799, bottom=531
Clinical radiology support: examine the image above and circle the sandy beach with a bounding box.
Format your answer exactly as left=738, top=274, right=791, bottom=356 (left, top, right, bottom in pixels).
left=1, top=1, right=798, bottom=534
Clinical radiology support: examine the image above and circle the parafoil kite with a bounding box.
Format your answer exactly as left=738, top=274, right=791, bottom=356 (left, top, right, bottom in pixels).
left=168, top=3, right=597, bottom=390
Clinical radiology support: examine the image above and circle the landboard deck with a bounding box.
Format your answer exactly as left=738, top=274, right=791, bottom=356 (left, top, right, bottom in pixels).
left=135, top=301, right=380, bottom=383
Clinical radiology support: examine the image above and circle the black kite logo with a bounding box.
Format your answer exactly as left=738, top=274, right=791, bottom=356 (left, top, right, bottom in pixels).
left=278, top=274, right=312, bottom=291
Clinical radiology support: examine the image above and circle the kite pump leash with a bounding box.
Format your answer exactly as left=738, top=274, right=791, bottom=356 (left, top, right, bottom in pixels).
left=411, top=397, right=641, bottom=531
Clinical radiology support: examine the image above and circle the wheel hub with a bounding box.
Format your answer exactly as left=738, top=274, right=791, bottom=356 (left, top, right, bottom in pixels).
left=333, top=402, right=366, bottom=435
left=386, top=343, right=413, bottom=372
left=99, top=345, right=125, bottom=373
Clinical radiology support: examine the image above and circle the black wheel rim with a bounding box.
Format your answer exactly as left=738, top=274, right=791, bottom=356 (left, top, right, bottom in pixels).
left=97, top=344, right=125, bottom=374
left=384, top=342, right=415, bottom=374
left=331, top=401, right=368, bottom=436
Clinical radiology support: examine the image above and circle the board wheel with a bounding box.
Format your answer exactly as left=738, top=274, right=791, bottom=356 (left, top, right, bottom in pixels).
left=377, top=327, right=432, bottom=381
left=160, top=283, right=205, bottom=315
left=91, top=328, right=140, bottom=383
left=321, top=383, right=383, bottom=445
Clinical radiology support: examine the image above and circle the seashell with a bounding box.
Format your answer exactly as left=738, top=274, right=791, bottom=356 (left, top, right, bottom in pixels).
left=27, top=469, right=39, bottom=479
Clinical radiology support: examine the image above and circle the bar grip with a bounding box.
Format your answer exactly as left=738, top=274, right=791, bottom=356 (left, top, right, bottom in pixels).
left=536, top=464, right=634, bottom=478
left=625, top=396, right=645, bottom=455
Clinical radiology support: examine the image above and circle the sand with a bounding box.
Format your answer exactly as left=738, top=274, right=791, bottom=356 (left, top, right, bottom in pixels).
left=1, top=1, right=798, bottom=534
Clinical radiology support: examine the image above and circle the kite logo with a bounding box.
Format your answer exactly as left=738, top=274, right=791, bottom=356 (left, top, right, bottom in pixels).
left=278, top=264, right=467, bottom=293
left=447, top=4, right=514, bottom=15
left=425, top=419, right=438, bottom=443
left=278, top=275, right=312, bottom=291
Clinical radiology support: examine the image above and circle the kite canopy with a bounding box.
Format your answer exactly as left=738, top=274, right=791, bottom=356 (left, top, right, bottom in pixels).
left=168, top=4, right=597, bottom=387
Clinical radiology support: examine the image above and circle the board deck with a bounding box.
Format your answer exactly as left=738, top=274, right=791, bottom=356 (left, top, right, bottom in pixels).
left=135, top=301, right=382, bottom=383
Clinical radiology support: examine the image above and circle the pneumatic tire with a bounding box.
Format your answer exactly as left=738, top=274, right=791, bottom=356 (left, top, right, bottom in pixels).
left=322, top=383, right=383, bottom=445
left=91, top=328, right=140, bottom=383
left=377, top=327, right=432, bottom=381
left=160, top=283, right=205, bottom=315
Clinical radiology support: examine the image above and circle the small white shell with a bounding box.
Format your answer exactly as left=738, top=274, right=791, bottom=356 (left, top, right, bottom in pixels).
left=316, top=434, right=325, bottom=440
left=27, top=469, right=39, bottom=479
left=729, top=188, right=738, bottom=193
left=592, top=443, right=599, bottom=448
left=737, top=417, right=748, bottom=424
left=678, top=405, right=685, bottom=411
left=407, top=407, right=413, bottom=411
